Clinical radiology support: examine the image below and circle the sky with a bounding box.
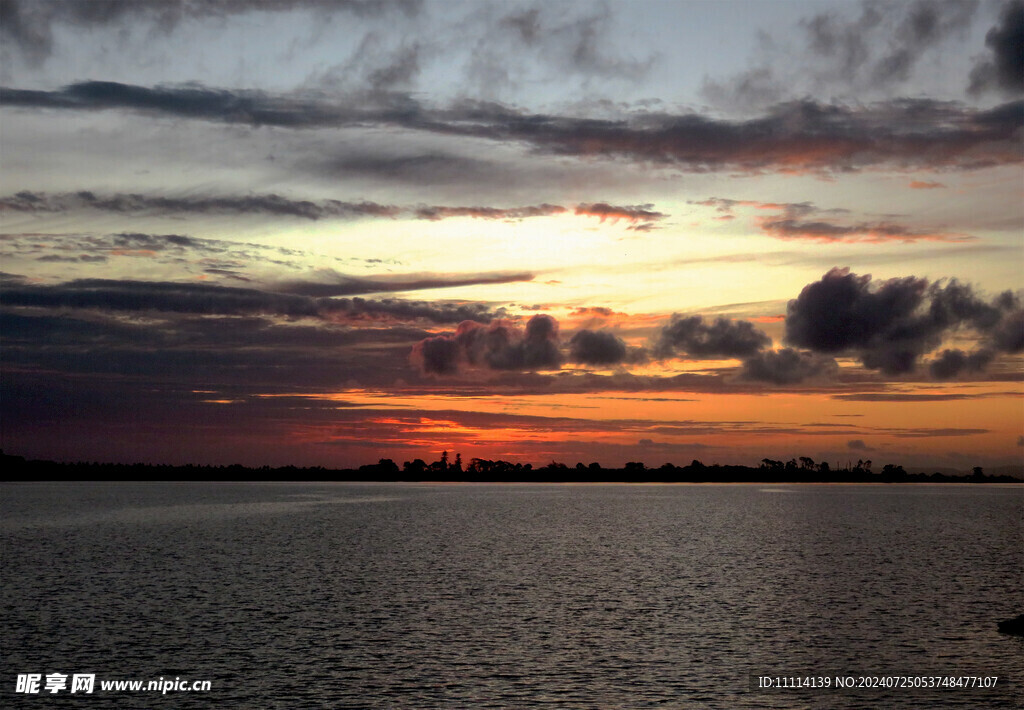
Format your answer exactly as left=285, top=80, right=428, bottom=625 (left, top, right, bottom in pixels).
left=1, top=0, right=1022, bottom=471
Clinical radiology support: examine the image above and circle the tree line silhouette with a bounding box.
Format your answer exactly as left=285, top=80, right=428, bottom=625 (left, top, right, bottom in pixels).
left=4, top=449, right=1016, bottom=483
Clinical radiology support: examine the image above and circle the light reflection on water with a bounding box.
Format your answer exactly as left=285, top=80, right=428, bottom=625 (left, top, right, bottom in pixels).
left=1, top=483, right=1021, bottom=708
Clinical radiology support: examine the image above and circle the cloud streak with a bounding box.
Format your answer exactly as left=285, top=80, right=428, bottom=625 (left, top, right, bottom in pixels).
left=0, top=277, right=506, bottom=324
left=0, top=191, right=668, bottom=226
left=3, top=82, right=1021, bottom=173
left=694, top=197, right=972, bottom=243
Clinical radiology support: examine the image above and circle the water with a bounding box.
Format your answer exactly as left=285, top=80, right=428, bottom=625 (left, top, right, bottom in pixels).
left=1, top=482, right=1021, bottom=707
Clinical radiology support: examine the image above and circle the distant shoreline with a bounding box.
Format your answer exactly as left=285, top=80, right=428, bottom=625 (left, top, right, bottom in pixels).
left=3, top=451, right=1021, bottom=484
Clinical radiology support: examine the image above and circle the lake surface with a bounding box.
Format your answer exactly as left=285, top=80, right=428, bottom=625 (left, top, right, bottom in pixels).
left=1, top=482, right=1021, bottom=708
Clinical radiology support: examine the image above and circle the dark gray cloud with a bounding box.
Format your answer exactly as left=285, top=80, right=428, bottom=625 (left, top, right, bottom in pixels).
left=0, top=312, right=425, bottom=467
left=740, top=348, right=837, bottom=385
left=0, top=191, right=639, bottom=225
left=655, top=315, right=771, bottom=359
left=411, top=314, right=561, bottom=375
left=784, top=267, right=1020, bottom=374
left=410, top=334, right=461, bottom=375
left=1, top=308, right=428, bottom=354
left=0, top=230, right=384, bottom=275
left=2, top=82, right=1021, bottom=173
left=569, top=329, right=646, bottom=366
left=37, top=254, right=108, bottom=263
left=928, top=348, right=995, bottom=379
left=0, top=0, right=421, bottom=66
left=847, top=439, right=874, bottom=451
left=968, top=0, right=1024, bottom=95
left=0, top=190, right=401, bottom=220
left=413, top=204, right=566, bottom=221
left=990, top=308, right=1024, bottom=352
left=0, top=80, right=418, bottom=127
left=0, top=278, right=502, bottom=324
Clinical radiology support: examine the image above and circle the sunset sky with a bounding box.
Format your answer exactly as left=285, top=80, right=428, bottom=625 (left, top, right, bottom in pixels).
left=1, top=0, right=1021, bottom=471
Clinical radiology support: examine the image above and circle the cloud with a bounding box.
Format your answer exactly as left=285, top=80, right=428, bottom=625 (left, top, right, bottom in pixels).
left=411, top=314, right=562, bottom=375
left=694, top=197, right=970, bottom=243
left=0, top=278, right=503, bottom=324
left=568, top=329, right=646, bottom=366
left=847, top=439, right=874, bottom=451
left=37, top=254, right=108, bottom=263
left=740, top=348, right=837, bottom=385
left=0, top=191, right=662, bottom=226
left=990, top=308, right=1024, bottom=353
left=410, top=333, right=461, bottom=375
left=784, top=267, right=1020, bottom=374
left=968, top=0, right=1024, bottom=96
left=833, top=393, right=995, bottom=402
left=864, top=0, right=979, bottom=85
left=0, top=190, right=400, bottom=220
left=701, top=0, right=980, bottom=110
left=888, top=427, right=989, bottom=438
left=310, top=152, right=491, bottom=184
left=655, top=315, right=771, bottom=359
left=0, top=229, right=399, bottom=277
left=413, top=204, right=566, bottom=221
left=928, top=348, right=996, bottom=379
left=574, top=203, right=666, bottom=222
left=3, top=82, right=1021, bottom=174
left=363, top=40, right=423, bottom=92
left=909, top=180, right=947, bottom=189
left=0, top=0, right=421, bottom=66
left=757, top=216, right=972, bottom=244
left=700, top=67, right=787, bottom=114
left=464, top=3, right=653, bottom=97
left=273, top=269, right=534, bottom=297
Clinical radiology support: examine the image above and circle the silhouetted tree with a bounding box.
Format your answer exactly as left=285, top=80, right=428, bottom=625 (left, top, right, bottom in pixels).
left=403, top=458, right=427, bottom=475
left=881, top=463, right=907, bottom=480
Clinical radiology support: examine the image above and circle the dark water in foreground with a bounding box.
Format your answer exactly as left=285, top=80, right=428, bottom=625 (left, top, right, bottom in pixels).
left=1, top=483, right=1021, bottom=708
